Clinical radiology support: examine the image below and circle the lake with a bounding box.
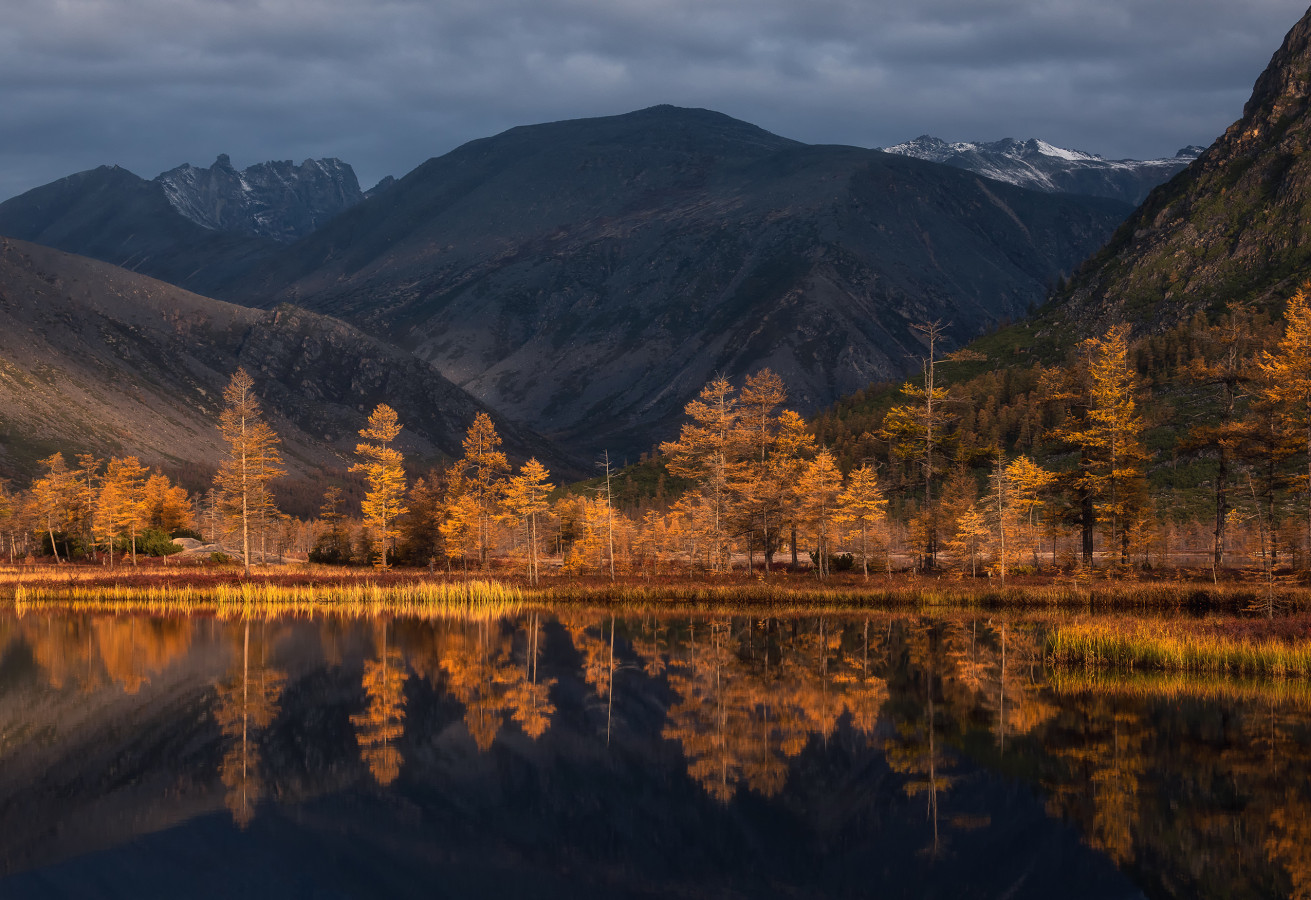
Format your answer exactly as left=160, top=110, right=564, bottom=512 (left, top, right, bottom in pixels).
left=0, top=608, right=1306, bottom=898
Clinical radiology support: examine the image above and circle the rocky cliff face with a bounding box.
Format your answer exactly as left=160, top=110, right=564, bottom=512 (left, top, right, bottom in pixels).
left=881, top=136, right=1201, bottom=206
left=0, top=165, right=276, bottom=298
left=155, top=155, right=366, bottom=243
left=1056, top=6, right=1311, bottom=333
left=231, top=105, right=1130, bottom=458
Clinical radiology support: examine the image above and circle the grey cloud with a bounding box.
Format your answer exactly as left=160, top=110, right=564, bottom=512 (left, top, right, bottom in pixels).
left=0, top=0, right=1305, bottom=201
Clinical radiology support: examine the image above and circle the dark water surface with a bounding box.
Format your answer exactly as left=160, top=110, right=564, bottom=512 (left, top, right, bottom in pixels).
left=0, top=609, right=1307, bottom=898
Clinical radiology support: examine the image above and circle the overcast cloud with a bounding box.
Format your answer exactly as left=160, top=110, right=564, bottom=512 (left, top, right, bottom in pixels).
left=0, top=0, right=1306, bottom=200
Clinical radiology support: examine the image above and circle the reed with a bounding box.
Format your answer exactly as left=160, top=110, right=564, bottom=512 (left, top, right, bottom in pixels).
left=11, top=579, right=526, bottom=621
left=1045, top=617, right=1311, bottom=677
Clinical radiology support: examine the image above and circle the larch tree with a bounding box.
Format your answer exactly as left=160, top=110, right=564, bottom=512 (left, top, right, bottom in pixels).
left=1051, top=325, right=1148, bottom=565
left=661, top=376, right=744, bottom=573
left=352, top=403, right=408, bottom=568
left=215, top=369, right=285, bottom=575
left=96, top=456, right=149, bottom=566
left=836, top=463, right=888, bottom=579
left=1256, top=283, right=1311, bottom=564
left=801, top=449, right=844, bottom=579
left=458, top=413, right=510, bottom=570
left=1005, top=455, right=1054, bottom=567
left=503, top=458, right=552, bottom=585
left=30, top=453, right=74, bottom=563
left=878, top=321, right=959, bottom=568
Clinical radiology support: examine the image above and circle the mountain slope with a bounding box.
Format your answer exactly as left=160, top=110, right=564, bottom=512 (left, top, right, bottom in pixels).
left=881, top=136, right=1201, bottom=206
left=1056, top=6, right=1311, bottom=333
left=0, top=238, right=572, bottom=503
left=229, top=105, right=1130, bottom=457
left=0, top=166, right=276, bottom=298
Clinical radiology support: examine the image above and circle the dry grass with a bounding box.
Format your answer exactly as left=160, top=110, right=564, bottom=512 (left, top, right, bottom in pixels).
left=1045, top=615, right=1311, bottom=677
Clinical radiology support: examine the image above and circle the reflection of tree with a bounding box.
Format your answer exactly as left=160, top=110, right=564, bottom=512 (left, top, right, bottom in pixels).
left=213, top=620, right=284, bottom=827
left=22, top=615, right=191, bottom=694
left=417, top=616, right=556, bottom=751
left=884, top=622, right=955, bottom=856
left=351, top=621, right=407, bottom=785
left=1042, top=694, right=1145, bottom=865
left=656, top=618, right=888, bottom=803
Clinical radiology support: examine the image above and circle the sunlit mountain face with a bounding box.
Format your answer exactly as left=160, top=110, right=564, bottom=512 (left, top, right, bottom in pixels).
left=1, top=609, right=1306, bottom=899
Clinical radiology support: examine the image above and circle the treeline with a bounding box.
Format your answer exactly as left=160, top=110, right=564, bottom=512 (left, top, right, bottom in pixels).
left=8, top=286, right=1311, bottom=577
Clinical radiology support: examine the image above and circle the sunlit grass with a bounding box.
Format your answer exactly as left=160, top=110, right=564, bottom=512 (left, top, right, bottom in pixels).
left=11, top=579, right=526, bottom=621
left=1045, top=617, right=1311, bottom=677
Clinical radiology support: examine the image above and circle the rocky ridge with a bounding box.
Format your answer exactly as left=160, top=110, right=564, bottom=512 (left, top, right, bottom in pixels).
left=1055, top=5, right=1311, bottom=333
left=881, top=136, right=1202, bottom=206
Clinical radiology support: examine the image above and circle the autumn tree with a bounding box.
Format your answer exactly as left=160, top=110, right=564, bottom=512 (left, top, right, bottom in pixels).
left=1256, top=283, right=1311, bottom=566
left=1005, top=455, right=1054, bottom=567
left=95, top=456, right=149, bottom=566
left=352, top=404, right=408, bottom=568
left=29, top=453, right=75, bottom=562
left=1050, top=325, right=1148, bottom=565
left=215, top=369, right=285, bottom=575
left=503, top=458, right=552, bottom=584
left=661, top=376, right=744, bottom=573
left=141, top=473, right=191, bottom=534
left=310, top=485, right=353, bottom=564
left=457, top=413, right=510, bottom=569
left=800, top=449, right=844, bottom=579
left=837, top=463, right=888, bottom=578
left=878, top=321, right=963, bottom=568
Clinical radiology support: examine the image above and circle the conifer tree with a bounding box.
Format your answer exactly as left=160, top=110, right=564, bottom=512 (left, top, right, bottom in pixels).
left=801, top=449, right=844, bottom=579
left=503, top=458, right=552, bottom=584
left=96, top=456, right=149, bottom=566
left=215, top=369, right=284, bottom=575
left=352, top=404, right=408, bottom=568
left=661, top=376, right=744, bottom=573
left=457, top=413, right=510, bottom=570
left=1256, top=283, right=1311, bottom=565
left=836, top=463, right=887, bottom=579
left=30, top=453, right=74, bottom=562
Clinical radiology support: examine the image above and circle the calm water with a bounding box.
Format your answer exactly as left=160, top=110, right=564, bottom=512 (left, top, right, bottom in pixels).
left=0, top=609, right=1307, bottom=899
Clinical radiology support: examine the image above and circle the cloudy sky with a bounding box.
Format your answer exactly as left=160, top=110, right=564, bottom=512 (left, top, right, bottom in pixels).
left=0, top=0, right=1306, bottom=200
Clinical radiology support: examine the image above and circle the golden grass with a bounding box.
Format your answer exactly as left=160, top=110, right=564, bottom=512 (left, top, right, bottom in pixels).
left=1045, top=617, right=1311, bottom=677
left=11, top=579, right=526, bottom=621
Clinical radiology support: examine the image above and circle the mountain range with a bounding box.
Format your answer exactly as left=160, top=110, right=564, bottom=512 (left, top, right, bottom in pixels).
left=224, top=106, right=1130, bottom=458
left=880, top=136, right=1202, bottom=206
left=0, top=106, right=1133, bottom=464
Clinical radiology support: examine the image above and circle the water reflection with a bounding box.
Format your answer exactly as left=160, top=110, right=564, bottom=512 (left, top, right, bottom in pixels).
left=0, top=608, right=1308, bottom=898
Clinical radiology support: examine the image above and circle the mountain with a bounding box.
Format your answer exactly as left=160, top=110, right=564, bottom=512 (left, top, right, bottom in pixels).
left=881, top=136, right=1202, bottom=206
left=155, top=154, right=366, bottom=242
left=227, top=105, right=1130, bottom=458
left=1054, top=6, right=1311, bottom=333
left=0, top=238, right=573, bottom=507
left=0, top=166, right=277, bottom=298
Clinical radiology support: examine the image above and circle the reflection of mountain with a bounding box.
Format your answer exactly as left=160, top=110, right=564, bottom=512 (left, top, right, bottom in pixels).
left=3, top=611, right=1305, bottom=899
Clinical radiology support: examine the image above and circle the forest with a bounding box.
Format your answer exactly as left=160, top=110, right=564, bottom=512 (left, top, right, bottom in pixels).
left=5, top=287, right=1311, bottom=585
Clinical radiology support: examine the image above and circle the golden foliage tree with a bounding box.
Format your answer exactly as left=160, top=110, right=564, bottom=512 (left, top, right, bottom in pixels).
left=95, top=456, right=149, bottom=567
left=457, top=413, right=510, bottom=569
left=352, top=403, right=408, bottom=568
left=29, top=453, right=75, bottom=563
left=215, top=368, right=284, bottom=575
left=1256, top=283, right=1311, bottom=559
left=503, top=458, right=552, bottom=584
